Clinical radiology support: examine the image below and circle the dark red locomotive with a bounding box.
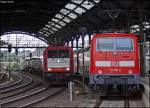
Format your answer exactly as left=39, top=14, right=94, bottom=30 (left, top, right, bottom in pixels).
left=43, top=46, right=74, bottom=80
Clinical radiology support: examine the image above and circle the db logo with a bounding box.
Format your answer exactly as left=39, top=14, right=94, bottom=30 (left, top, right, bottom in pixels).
left=111, top=61, right=119, bottom=66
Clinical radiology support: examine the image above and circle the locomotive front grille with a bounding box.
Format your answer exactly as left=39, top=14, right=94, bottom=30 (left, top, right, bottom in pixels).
left=47, top=58, right=70, bottom=68
left=95, top=61, right=135, bottom=67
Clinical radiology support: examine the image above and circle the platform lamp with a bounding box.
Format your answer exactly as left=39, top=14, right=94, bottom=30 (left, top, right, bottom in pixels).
left=8, top=44, right=12, bottom=81
left=79, top=26, right=87, bottom=93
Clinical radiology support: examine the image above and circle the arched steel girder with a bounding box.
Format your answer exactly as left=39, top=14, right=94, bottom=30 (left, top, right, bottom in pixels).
left=0, top=17, right=49, bottom=41
left=1, top=23, right=44, bottom=36
left=0, top=31, right=49, bottom=44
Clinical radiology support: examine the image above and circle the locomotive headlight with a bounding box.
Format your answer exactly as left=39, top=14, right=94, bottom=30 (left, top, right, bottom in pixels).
left=48, top=68, right=52, bottom=71
left=128, top=70, right=133, bottom=74
left=98, top=69, right=102, bottom=74
left=57, top=59, right=60, bottom=63
left=66, top=68, right=70, bottom=71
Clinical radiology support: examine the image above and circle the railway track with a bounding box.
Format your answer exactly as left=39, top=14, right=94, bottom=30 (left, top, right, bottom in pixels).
left=1, top=84, right=66, bottom=107
left=23, top=86, right=66, bottom=107
left=94, top=95, right=143, bottom=108
left=0, top=72, right=4, bottom=81
left=0, top=71, right=67, bottom=107
left=0, top=73, right=32, bottom=93
left=0, top=72, right=21, bottom=88
left=0, top=72, right=7, bottom=84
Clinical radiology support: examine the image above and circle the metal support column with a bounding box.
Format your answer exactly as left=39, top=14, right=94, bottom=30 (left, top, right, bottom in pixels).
left=88, top=33, right=91, bottom=45
left=138, top=6, right=146, bottom=76
left=76, top=36, right=79, bottom=74
left=79, top=26, right=87, bottom=93
left=82, top=34, right=85, bottom=91
left=71, top=39, right=74, bottom=48
left=0, top=36, right=1, bottom=72
left=66, top=41, right=69, bottom=46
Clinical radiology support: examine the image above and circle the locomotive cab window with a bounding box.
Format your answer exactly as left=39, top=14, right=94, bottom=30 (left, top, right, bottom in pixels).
left=96, top=38, right=114, bottom=50
left=115, top=38, right=133, bottom=51
left=48, top=50, right=69, bottom=58
left=96, top=37, right=133, bottom=51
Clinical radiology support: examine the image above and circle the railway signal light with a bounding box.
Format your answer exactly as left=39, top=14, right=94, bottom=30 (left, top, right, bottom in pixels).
left=15, top=48, right=18, bottom=55
left=29, top=53, right=32, bottom=59
left=8, top=44, right=12, bottom=53
left=1, top=53, right=3, bottom=58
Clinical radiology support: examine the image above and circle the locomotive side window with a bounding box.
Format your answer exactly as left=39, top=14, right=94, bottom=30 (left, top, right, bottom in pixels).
left=48, top=50, right=69, bottom=58
left=96, top=38, right=114, bottom=51
left=115, top=38, right=133, bottom=51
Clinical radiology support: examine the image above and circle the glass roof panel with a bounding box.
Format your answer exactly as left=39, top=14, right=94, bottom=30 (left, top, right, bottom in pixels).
left=81, top=0, right=94, bottom=10
left=58, top=21, right=66, bottom=26
left=143, top=22, right=149, bottom=25
left=144, top=25, right=150, bottom=29
left=65, top=3, right=76, bottom=10
left=51, top=27, right=58, bottom=31
left=74, top=7, right=86, bottom=15
left=55, top=13, right=64, bottom=19
left=43, top=27, right=48, bottom=31
left=47, top=30, right=53, bottom=33
left=40, top=29, right=46, bottom=33
left=93, top=0, right=100, bottom=3
left=55, top=24, right=62, bottom=29
left=44, top=33, right=49, bottom=37
left=136, top=28, right=140, bottom=31
left=71, top=0, right=83, bottom=4
left=51, top=31, right=54, bottom=33
left=51, top=18, right=59, bottom=22
left=38, top=31, right=43, bottom=34
left=68, top=13, right=77, bottom=19
left=45, top=24, right=51, bottom=28
left=131, top=25, right=139, bottom=29
left=60, top=9, right=70, bottom=15
left=48, top=22, right=55, bottom=26
left=47, top=30, right=54, bottom=33
left=63, top=17, right=71, bottom=23
left=46, top=31, right=51, bottom=34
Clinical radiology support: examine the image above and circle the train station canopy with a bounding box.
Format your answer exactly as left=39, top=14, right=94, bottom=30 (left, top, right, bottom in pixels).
left=1, top=0, right=150, bottom=45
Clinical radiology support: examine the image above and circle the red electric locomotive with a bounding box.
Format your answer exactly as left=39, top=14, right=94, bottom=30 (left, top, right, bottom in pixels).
left=43, top=46, right=74, bottom=80
left=89, top=33, right=141, bottom=93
